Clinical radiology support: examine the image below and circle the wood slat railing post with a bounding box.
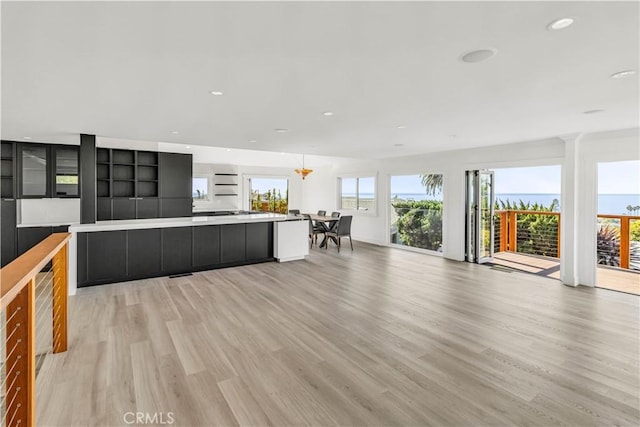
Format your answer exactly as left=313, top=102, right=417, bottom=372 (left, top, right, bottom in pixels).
left=5, top=277, right=35, bottom=427
left=620, top=217, right=630, bottom=269
left=557, top=215, right=561, bottom=259
left=508, top=211, right=517, bottom=252
left=499, top=211, right=508, bottom=252
left=52, top=243, right=68, bottom=353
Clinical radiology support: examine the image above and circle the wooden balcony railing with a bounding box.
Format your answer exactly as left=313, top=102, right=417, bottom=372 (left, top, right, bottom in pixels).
left=0, top=233, right=70, bottom=427
left=496, top=210, right=640, bottom=270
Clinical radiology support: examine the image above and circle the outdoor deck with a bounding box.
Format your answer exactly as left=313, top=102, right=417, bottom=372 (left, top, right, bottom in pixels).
left=492, top=252, right=640, bottom=295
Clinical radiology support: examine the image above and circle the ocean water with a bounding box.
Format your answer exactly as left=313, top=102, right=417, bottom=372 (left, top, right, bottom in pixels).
left=385, top=193, right=640, bottom=215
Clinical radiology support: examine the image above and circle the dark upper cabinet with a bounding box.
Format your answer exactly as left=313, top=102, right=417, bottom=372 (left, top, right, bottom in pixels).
left=159, top=198, right=192, bottom=218
left=17, top=142, right=79, bottom=199
left=246, top=222, right=273, bottom=260
left=220, top=223, right=246, bottom=264
left=159, top=153, right=192, bottom=198
left=162, top=227, right=192, bottom=274
left=1, top=199, right=17, bottom=267
left=112, top=198, right=136, bottom=220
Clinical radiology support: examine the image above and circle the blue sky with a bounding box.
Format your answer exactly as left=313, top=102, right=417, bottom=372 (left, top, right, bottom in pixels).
left=387, top=161, right=639, bottom=195
left=251, top=178, right=288, bottom=195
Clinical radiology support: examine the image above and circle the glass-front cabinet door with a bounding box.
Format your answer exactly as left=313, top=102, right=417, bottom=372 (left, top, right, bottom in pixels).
left=53, top=146, right=79, bottom=197
left=19, top=144, right=49, bottom=198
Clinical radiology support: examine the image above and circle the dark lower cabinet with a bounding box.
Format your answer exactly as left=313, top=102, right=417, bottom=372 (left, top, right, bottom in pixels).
left=1, top=199, right=17, bottom=267
left=17, top=226, right=52, bottom=256
left=162, top=227, right=192, bottom=274
left=246, top=222, right=273, bottom=260
left=160, top=198, right=192, bottom=218
left=221, top=223, right=246, bottom=264
left=86, top=231, right=127, bottom=283
left=128, top=229, right=161, bottom=278
left=78, top=222, right=275, bottom=287
left=193, top=225, right=221, bottom=269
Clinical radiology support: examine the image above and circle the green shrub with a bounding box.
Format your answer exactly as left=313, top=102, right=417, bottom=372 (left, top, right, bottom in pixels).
left=392, top=200, right=443, bottom=251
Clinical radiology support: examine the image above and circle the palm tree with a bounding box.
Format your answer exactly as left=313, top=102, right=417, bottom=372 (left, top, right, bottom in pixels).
left=420, top=174, right=443, bottom=196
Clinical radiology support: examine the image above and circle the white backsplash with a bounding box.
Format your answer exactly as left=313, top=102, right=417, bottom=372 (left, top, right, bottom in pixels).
left=19, top=198, right=81, bottom=226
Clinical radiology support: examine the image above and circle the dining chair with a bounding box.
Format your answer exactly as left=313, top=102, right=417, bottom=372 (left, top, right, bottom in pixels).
left=317, top=210, right=326, bottom=216
left=288, top=209, right=300, bottom=215
left=302, top=214, right=315, bottom=247
left=330, top=211, right=340, bottom=218
left=325, top=215, right=353, bottom=252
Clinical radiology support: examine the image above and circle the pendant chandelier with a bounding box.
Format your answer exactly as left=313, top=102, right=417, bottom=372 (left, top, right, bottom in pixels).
left=294, top=155, right=313, bottom=179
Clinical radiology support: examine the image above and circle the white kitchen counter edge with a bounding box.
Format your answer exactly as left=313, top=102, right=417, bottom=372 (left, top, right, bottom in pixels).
left=68, top=213, right=288, bottom=233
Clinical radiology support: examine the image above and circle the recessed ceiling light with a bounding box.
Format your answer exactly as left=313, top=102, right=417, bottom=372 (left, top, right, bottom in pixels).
left=23, top=136, right=32, bottom=140
left=275, top=129, right=289, bottom=133
left=210, top=90, right=223, bottom=96
left=185, top=146, right=191, bottom=149
left=249, top=140, right=257, bottom=143
left=323, top=111, right=334, bottom=116
left=397, top=125, right=406, bottom=129
left=394, top=143, right=404, bottom=147
left=170, top=131, right=179, bottom=135
left=610, top=70, right=636, bottom=79
left=460, top=48, right=498, bottom=63
left=226, top=149, right=231, bottom=152
left=583, top=109, right=605, bottom=114
left=547, top=18, right=574, bottom=31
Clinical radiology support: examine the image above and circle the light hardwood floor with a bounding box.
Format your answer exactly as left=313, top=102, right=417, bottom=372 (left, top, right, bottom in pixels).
left=36, top=243, right=640, bottom=426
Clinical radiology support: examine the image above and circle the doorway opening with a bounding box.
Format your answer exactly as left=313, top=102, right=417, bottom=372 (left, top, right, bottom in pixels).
left=467, top=166, right=564, bottom=281
left=596, top=160, right=640, bottom=295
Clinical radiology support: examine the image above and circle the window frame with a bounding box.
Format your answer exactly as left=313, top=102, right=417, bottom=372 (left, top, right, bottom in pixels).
left=192, top=174, right=211, bottom=202
left=337, top=173, right=378, bottom=215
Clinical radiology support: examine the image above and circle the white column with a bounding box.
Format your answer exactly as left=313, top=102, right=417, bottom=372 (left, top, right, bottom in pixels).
left=560, top=134, right=597, bottom=287
left=442, top=166, right=465, bottom=261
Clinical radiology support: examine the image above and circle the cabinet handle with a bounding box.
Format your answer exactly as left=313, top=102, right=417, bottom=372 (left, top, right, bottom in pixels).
left=129, top=197, right=136, bottom=200
left=3, top=198, right=15, bottom=201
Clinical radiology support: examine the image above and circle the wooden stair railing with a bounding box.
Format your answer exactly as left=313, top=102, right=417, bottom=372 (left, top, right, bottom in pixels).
left=1, top=233, right=70, bottom=427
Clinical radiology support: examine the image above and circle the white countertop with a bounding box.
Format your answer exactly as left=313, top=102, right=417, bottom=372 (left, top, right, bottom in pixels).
left=17, top=221, right=76, bottom=228
left=69, top=213, right=288, bottom=233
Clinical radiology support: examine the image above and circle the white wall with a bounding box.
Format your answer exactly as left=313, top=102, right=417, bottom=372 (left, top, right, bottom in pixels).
left=300, top=128, right=640, bottom=286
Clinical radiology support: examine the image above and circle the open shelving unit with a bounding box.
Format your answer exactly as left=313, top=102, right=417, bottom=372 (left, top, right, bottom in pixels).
left=212, top=165, right=239, bottom=209
left=1, top=142, right=15, bottom=198
left=96, top=148, right=159, bottom=198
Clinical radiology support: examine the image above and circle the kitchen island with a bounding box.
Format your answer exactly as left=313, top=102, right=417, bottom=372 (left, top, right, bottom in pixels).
left=67, top=213, right=307, bottom=294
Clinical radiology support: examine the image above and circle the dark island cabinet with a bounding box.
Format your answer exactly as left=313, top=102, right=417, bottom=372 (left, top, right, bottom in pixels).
left=128, top=229, right=161, bottom=278
left=77, top=221, right=275, bottom=287
left=86, top=231, right=127, bottom=283
left=220, top=223, right=246, bottom=264
left=162, top=227, right=192, bottom=274
left=193, top=225, right=221, bottom=269
left=246, top=222, right=273, bottom=260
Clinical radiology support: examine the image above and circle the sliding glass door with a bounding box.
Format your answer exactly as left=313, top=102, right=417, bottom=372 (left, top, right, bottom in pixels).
left=466, top=170, right=495, bottom=263
left=389, top=174, right=443, bottom=252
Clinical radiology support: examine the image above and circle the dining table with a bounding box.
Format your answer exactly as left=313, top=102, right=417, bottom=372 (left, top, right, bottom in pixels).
left=305, top=214, right=339, bottom=248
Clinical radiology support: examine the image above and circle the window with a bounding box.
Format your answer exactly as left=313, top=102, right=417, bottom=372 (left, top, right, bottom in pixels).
left=339, top=176, right=376, bottom=212
left=390, top=174, right=443, bottom=252
left=192, top=177, right=209, bottom=200
left=249, top=177, right=289, bottom=213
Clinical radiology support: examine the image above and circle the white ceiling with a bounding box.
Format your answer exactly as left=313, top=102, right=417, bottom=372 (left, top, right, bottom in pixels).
left=2, top=1, right=638, bottom=159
